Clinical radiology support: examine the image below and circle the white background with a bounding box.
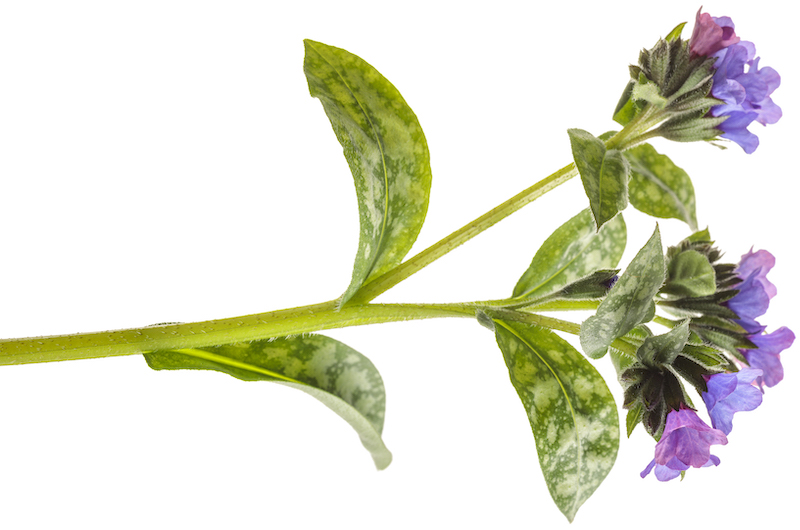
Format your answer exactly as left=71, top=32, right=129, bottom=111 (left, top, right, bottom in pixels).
left=1, top=0, right=796, bottom=528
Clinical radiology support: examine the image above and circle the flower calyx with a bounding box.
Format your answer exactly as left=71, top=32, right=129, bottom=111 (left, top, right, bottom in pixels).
left=613, top=25, right=723, bottom=143
left=620, top=320, right=727, bottom=439
left=657, top=230, right=754, bottom=358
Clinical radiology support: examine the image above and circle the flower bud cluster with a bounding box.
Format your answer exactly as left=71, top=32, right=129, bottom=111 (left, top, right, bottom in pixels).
left=616, top=9, right=781, bottom=152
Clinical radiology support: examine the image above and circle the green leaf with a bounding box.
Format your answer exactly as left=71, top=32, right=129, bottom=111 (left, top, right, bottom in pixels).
left=303, top=40, right=432, bottom=305
left=636, top=319, right=690, bottom=367
left=626, top=403, right=644, bottom=438
left=663, top=249, right=716, bottom=297
left=580, top=226, right=666, bottom=359
left=494, top=321, right=619, bottom=522
left=568, top=129, right=630, bottom=230
left=625, top=143, right=698, bottom=229
left=512, top=209, right=626, bottom=300
left=612, top=81, right=637, bottom=126
left=144, top=334, right=392, bottom=469
left=631, top=81, right=668, bottom=108
left=665, top=22, right=687, bottom=42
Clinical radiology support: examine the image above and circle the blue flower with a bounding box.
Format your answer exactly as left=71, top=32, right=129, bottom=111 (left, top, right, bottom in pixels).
left=727, top=249, right=794, bottom=387
left=641, top=407, right=727, bottom=481
left=702, top=368, right=763, bottom=435
left=745, top=327, right=795, bottom=388
left=710, top=42, right=782, bottom=153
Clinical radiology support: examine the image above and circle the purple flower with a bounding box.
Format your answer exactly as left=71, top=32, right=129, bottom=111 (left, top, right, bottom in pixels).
left=726, top=249, right=794, bottom=387
left=744, top=327, right=795, bottom=387
left=641, top=407, right=727, bottom=481
left=736, top=248, right=777, bottom=299
left=689, top=9, right=740, bottom=57
left=727, top=249, right=776, bottom=334
left=687, top=10, right=781, bottom=153
left=710, top=41, right=782, bottom=153
left=641, top=454, right=720, bottom=482
left=702, top=368, right=763, bottom=435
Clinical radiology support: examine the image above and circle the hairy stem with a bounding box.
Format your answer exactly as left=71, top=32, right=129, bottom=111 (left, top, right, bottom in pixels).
left=347, top=162, right=579, bottom=304
left=0, top=300, right=473, bottom=365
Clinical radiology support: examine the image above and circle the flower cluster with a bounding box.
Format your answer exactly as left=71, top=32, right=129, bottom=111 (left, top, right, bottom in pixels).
left=689, top=9, right=782, bottom=153
left=641, top=247, right=794, bottom=481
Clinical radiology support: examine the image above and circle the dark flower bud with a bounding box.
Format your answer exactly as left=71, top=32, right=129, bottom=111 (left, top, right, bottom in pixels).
left=557, top=269, right=620, bottom=300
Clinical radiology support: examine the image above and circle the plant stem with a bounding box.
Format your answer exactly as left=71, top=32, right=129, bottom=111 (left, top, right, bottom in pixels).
left=0, top=300, right=472, bottom=365
left=1, top=296, right=610, bottom=365
left=348, top=162, right=579, bottom=304
left=349, top=112, right=664, bottom=305
left=2, top=111, right=661, bottom=366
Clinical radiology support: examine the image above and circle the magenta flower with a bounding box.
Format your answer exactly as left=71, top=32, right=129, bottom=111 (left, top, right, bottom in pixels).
left=702, top=368, right=763, bottom=435
left=641, top=407, right=727, bottom=481
left=689, top=9, right=739, bottom=57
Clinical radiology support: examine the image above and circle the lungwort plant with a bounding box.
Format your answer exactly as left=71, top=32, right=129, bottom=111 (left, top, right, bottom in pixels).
left=0, top=8, right=792, bottom=523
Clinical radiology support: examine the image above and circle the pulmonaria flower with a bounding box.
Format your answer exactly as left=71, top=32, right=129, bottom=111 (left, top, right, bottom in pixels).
left=689, top=9, right=739, bottom=57
left=689, top=10, right=781, bottom=153
left=641, top=407, right=727, bottom=481
left=745, top=327, right=795, bottom=387
left=702, top=368, right=763, bottom=435
left=726, top=249, right=794, bottom=387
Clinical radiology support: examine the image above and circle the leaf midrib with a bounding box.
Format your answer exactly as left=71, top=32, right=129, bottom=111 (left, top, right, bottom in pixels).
left=497, top=322, right=584, bottom=515
left=167, top=348, right=303, bottom=384
left=628, top=156, right=693, bottom=227
left=308, top=41, right=391, bottom=282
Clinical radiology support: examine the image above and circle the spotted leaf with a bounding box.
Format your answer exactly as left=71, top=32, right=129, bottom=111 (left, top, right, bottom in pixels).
left=304, top=40, right=432, bottom=305
left=495, top=320, right=619, bottom=522
left=568, top=128, right=630, bottom=230
left=581, top=226, right=666, bottom=359
left=625, top=143, right=698, bottom=230
left=513, top=208, right=626, bottom=301
left=144, top=334, right=391, bottom=469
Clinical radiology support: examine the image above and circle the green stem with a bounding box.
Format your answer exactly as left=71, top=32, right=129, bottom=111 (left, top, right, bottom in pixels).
left=0, top=300, right=475, bottom=365
left=350, top=112, right=664, bottom=305
left=1, top=295, right=615, bottom=365
left=2, top=109, right=663, bottom=366
left=347, top=162, right=579, bottom=304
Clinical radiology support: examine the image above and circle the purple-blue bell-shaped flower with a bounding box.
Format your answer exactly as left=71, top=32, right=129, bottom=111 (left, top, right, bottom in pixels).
left=727, top=249, right=794, bottom=387
left=744, top=327, right=795, bottom=388
left=708, top=38, right=781, bottom=153
left=702, top=368, right=763, bottom=435
left=641, top=407, right=727, bottom=481
left=727, top=249, right=776, bottom=334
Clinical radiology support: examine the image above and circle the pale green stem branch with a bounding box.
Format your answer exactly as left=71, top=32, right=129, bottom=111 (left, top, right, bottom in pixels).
left=347, top=162, right=579, bottom=304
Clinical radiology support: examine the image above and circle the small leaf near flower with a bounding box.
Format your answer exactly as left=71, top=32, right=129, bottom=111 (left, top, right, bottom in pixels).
left=568, top=129, right=630, bottom=230
left=581, top=226, right=666, bottom=359
left=512, top=209, right=626, bottom=301
left=625, top=143, right=698, bottom=230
